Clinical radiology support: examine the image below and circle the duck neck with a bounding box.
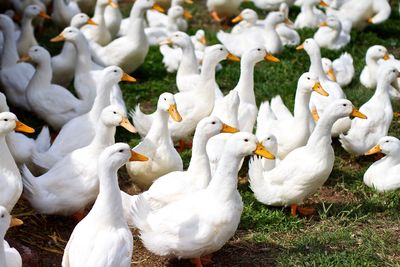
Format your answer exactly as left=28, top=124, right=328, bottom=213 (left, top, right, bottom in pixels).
left=126, top=5, right=146, bottom=39
left=89, top=122, right=116, bottom=148
left=207, top=151, right=241, bottom=200
left=28, top=58, right=52, bottom=91
left=71, top=35, right=92, bottom=74
left=54, top=0, right=67, bottom=15
left=366, top=56, right=379, bottom=73
left=93, top=4, right=107, bottom=30
left=293, top=89, right=312, bottom=121
left=384, top=154, right=400, bottom=165
left=146, top=109, right=170, bottom=143
left=89, top=79, right=114, bottom=121
left=235, top=58, right=256, bottom=105
left=307, top=113, right=336, bottom=147
left=90, top=163, right=125, bottom=226
left=309, top=49, right=328, bottom=82
left=0, top=134, right=15, bottom=169
left=20, top=15, right=36, bottom=48
left=0, top=236, right=5, bottom=267
left=1, top=21, right=19, bottom=68
left=177, top=42, right=199, bottom=76
left=302, top=3, right=314, bottom=14
left=187, top=131, right=211, bottom=186
left=374, top=78, right=391, bottom=99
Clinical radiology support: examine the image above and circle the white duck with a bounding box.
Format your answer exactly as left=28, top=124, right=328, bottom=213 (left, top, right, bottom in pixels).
left=276, top=3, right=300, bottom=47
left=0, top=112, right=34, bottom=213
left=0, top=14, right=34, bottom=111
left=249, top=99, right=366, bottom=216
left=191, top=29, right=207, bottom=52
left=132, top=45, right=235, bottom=141
left=90, top=0, right=159, bottom=74
left=297, top=38, right=348, bottom=137
left=360, top=45, right=390, bottom=89
left=230, top=9, right=262, bottom=34
left=145, top=6, right=192, bottom=46
left=207, top=91, right=240, bottom=176
left=61, top=143, right=145, bottom=267
left=294, top=0, right=327, bottom=29
left=147, top=0, right=192, bottom=31
left=126, top=93, right=183, bottom=190
left=51, top=0, right=81, bottom=28
left=33, top=66, right=135, bottom=171
left=340, top=66, right=396, bottom=155
left=256, top=72, right=329, bottom=160
left=252, top=0, right=292, bottom=10
left=321, top=53, right=354, bottom=87
left=122, top=116, right=238, bottom=226
left=363, top=136, right=400, bottom=192
left=131, top=132, right=273, bottom=266
left=213, top=47, right=280, bottom=133
left=217, top=11, right=286, bottom=56
left=51, top=27, right=127, bottom=111
left=17, top=4, right=50, bottom=56
left=21, top=46, right=90, bottom=130
left=207, top=0, right=243, bottom=21
left=0, top=206, right=22, bottom=267
left=80, top=0, right=117, bottom=46
left=0, top=93, right=50, bottom=167
left=51, top=13, right=97, bottom=87
left=252, top=132, right=279, bottom=172
left=105, top=0, right=122, bottom=38
left=313, top=16, right=351, bottom=50
left=22, top=105, right=136, bottom=216
left=326, top=0, right=391, bottom=31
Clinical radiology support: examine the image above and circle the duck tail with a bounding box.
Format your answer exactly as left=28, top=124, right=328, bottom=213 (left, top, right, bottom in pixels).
left=34, top=126, right=51, bottom=153
left=21, top=165, right=37, bottom=198
left=131, top=194, right=152, bottom=232
left=255, top=101, right=274, bottom=140
left=338, top=133, right=353, bottom=154
left=130, top=104, right=151, bottom=137
left=32, top=148, right=59, bottom=171
left=248, top=156, right=265, bottom=196
left=271, top=95, right=292, bottom=120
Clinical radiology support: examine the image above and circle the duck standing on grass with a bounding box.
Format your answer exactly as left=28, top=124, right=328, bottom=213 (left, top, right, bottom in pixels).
left=62, top=144, right=148, bottom=267
left=132, top=133, right=274, bottom=267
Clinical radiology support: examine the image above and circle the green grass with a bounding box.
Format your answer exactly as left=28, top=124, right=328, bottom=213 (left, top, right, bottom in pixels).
left=7, top=0, right=400, bottom=266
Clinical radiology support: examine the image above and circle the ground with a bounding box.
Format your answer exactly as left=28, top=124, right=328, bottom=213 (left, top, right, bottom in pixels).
left=3, top=0, right=400, bottom=266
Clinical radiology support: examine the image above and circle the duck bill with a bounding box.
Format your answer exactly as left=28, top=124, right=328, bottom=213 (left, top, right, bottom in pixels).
left=168, top=104, right=182, bottom=122
left=231, top=15, right=243, bottom=23
left=312, top=82, right=329, bottom=96
left=365, top=144, right=381, bottom=156
left=319, top=21, right=328, bottom=27
left=10, top=217, right=24, bottom=228
left=50, top=33, right=65, bottom=42
left=108, top=0, right=118, bottom=8
left=327, top=68, right=336, bottom=81
left=200, top=36, right=207, bottom=45
left=319, top=0, right=329, bottom=7
left=183, top=10, right=192, bottom=19
left=130, top=150, right=149, bottom=162
left=383, top=52, right=390, bottom=60
left=121, top=72, right=136, bottom=82
left=226, top=53, right=240, bottom=62
left=296, top=43, right=304, bottom=50
left=17, top=54, right=32, bottom=63
left=159, top=38, right=172, bottom=46
left=15, top=121, right=35, bottom=133
left=221, top=123, right=239, bottom=133
left=87, top=18, right=97, bottom=25
left=367, top=17, right=373, bottom=24
left=264, top=53, right=280, bottom=62
left=185, top=0, right=193, bottom=4
left=210, top=11, right=221, bottom=22
left=152, top=3, right=165, bottom=13
left=254, top=143, right=275, bottom=160
left=284, top=18, right=293, bottom=25
left=120, top=117, right=137, bottom=133
left=38, top=11, right=51, bottom=20
left=351, top=107, right=367, bottom=119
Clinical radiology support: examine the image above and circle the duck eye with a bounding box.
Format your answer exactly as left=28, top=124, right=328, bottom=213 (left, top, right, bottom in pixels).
left=0, top=214, right=3, bottom=218
left=386, top=140, right=389, bottom=143
left=343, top=104, right=347, bottom=107
left=393, top=70, right=396, bottom=73
left=4, top=119, right=8, bottom=121
left=114, top=70, right=117, bottom=73
left=119, top=149, right=124, bottom=152
left=113, top=111, right=117, bottom=114
left=244, top=139, right=249, bottom=142
left=307, top=77, right=310, bottom=80
left=220, top=48, right=223, bottom=51
left=211, top=121, right=216, bottom=125
left=257, top=48, right=261, bottom=51
left=267, top=137, right=271, bottom=140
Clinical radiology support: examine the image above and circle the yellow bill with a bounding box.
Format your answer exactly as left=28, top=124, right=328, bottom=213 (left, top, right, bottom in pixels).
left=296, top=43, right=304, bottom=50
left=183, top=10, right=192, bottom=19
left=319, top=0, right=329, bottom=7
left=108, top=0, right=118, bottom=8
left=221, top=123, right=239, bottom=133
left=168, top=104, right=182, bottom=122
left=351, top=107, right=367, bottom=119
left=10, top=217, right=24, bottom=227
left=130, top=150, right=149, bottom=161
left=15, top=121, right=35, bottom=133
left=327, top=68, right=336, bottom=81
left=185, top=0, right=193, bottom=4
left=312, top=82, right=329, bottom=96
left=226, top=53, right=240, bottom=62
left=264, top=53, right=280, bottom=62
left=200, top=36, right=207, bottom=45
left=50, top=33, right=65, bottom=42
left=152, top=3, right=165, bottom=13
left=159, top=38, right=172, bottom=46
left=232, top=15, right=243, bottom=23
left=120, top=117, right=137, bottom=133
left=87, top=18, right=97, bottom=25
left=121, top=73, right=136, bottom=82
left=383, top=52, right=390, bottom=60
left=38, top=11, right=51, bottom=20
left=319, top=21, right=328, bottom=27
left=17, top=54, right=32, bottom=63
left=365, top=144, right=381, bottom=155
left=254, top=142, right=275, bottom=159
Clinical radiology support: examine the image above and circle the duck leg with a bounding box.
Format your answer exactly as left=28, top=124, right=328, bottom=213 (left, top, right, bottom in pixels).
left=290, top=204, right=297, bottom=216
left=200, top=254, right=213, bottom=264
left=209, top=11, right=221, bottom=22
left=298, top=206, right=316, bottom=216
left=71, top=210, right=86, bottom=222
left=190, top=258, right=203, bottom=267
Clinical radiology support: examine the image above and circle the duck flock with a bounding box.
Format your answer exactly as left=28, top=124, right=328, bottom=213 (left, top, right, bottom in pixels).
left=0, top=0, right=399, bottom=266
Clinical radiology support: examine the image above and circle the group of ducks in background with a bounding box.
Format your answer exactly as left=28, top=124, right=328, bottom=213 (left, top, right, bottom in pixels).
left=0, top=0, right=399, bottom=266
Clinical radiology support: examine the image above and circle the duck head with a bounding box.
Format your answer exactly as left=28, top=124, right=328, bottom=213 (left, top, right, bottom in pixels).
left=203, top=44, right=240, bottom=65
left=225, top=132, right=275, bottom=160
left=101, top=105, right=137, bottom=133
left=0, top=112, right=35, bottom=135
left=324, top=99, right=367, bottom=122
left=101, top=66, right=136, bottom=85
left=195, top=116, right=239, bottom=140
left=242, top=47, right=280, bottom=65
left=319, top=16, right=341, bottom=31
left=321, top=58, right=336, bottom=81
left=365, top=136, right=400, bottom=156
left=366, top=45, right=390, bottom=62
left=298, top=72, right=329, bottom=96
left=99, top=143, right=148, bottom=172
left=70, top=13, right=97, bottom=28
left=19, top=45, right=50, bottom=65
left=160, top=31, right=192, bottom=48
left=157, top=92, right=182, bottom=122
left=23, top=5, right=50, bottom=20
left=232, top=9, right=258, bottom=24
